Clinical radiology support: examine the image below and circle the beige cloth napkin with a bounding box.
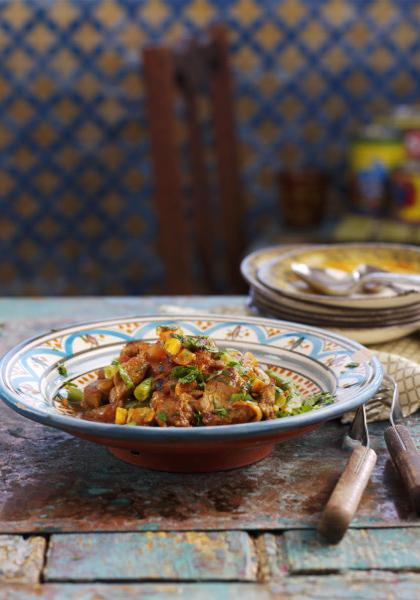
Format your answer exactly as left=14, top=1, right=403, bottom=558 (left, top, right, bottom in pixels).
left=158, top=302, right=420, bottom=424
left=361, top=334, right=420, bottom=423
left=341, top=349, right=420, bottom=424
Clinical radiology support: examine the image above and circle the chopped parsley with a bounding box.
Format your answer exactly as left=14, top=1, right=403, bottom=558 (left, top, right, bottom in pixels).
left=193, top=410, right=203, bottom=425
left=226, top=360, right=249, bottom=376
left=345, top=362, right=359, bottom=369
left=214, top=407, right=229, bottom=417
left=171, top=333, right=219, bottom=353
left=206, top=369, right=230, bottom=381
left=171, top=365, right=204, bottom=385
left=156, top=410, right=167, bottom=422
left=57, top=364, right=68, bottom=377
left=276, top=392, right=334, bottom=417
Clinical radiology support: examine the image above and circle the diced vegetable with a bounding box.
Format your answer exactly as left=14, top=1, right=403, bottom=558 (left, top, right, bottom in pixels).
left=157, top=326, right=183, bottom=341
left=242, top=352, right=258, bottom=367
left=251, top=377, right=266, bottom=392
left=104, top=364, right=118, bottom=379
left=173, top=349, right=196, bottom=366
left=172, top=334, right=218, bottom=353
left=127, top=406, right=155, bottom=425
left=118, top=364, right=134, bottom=389
left=156, top=410, right=167, bottom=423
left=163, top=336, right=182, bottom=355
left=274, top=389, right=287, bottom=408
left=65, top=385, right=82, bottom=404
left=230, top=392, right=254, bottom=402
left=115, top=407, right=128, bottom=424
left=134, top=377, right=153, bottom=402
left=57, top=364, right=67, bottom=376
left=171, top=366, right=204, bottom=385
left=213, top=407, right=229, bottom=417
left=266, top=369, right=293, bottom=391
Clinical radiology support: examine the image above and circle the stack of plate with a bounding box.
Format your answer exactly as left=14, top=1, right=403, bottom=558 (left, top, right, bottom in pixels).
left=241, top=243, right=420, bottom=344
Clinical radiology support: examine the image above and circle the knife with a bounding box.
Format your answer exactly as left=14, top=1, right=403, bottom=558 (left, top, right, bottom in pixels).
left=383, top=375, right=420, bottom=515
left=318, top=404, right=377, bottom=544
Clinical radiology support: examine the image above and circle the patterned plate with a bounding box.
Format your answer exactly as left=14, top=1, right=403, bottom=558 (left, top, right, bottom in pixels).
left=257, top=243, right=420, bottom=309
left=0, top=315, right=383, bottom=471
left=242, top=245, right=419, bottom=316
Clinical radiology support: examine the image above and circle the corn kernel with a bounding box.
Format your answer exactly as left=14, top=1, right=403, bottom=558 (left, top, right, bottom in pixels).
left=115, top=406, right=128, bottom=424
left=163, top=336, right=182, bottom=355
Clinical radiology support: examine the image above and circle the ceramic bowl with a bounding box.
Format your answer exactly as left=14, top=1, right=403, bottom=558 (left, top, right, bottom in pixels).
left=0, top=315, right=383, bottom=472
left=257, top=243, right=420, bottom=309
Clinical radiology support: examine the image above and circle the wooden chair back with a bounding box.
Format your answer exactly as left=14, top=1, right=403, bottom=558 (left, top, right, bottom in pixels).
left=143, top=25, right=244, bottom=294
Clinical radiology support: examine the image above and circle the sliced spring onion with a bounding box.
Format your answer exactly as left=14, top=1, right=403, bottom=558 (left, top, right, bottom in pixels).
left=118, top=364, right=134, bottom=389
left=65, top=385, right=82, bottom=404
left=230, top=392, right=254, bottom=402
left=134, top=377, right=153, bottom=402
left=265, top=369, right=292, bottom=391
left=104, top=364, right=118, bottom=379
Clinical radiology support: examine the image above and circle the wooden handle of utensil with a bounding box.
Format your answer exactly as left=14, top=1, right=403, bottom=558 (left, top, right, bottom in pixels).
left=318, top=446, right=377, bottom=544
left=385, top=424, right=420, bottom=515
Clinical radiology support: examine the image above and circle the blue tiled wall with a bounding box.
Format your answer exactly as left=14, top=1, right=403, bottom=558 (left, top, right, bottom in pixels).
left=1, top=0, right=419, bottom=294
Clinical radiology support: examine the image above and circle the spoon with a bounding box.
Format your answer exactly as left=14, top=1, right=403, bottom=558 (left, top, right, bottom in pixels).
left=291, top=262, right=420, bottom=296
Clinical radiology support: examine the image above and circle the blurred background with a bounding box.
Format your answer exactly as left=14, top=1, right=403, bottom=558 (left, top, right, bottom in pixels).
left=1, top=0, right=420, bottom=296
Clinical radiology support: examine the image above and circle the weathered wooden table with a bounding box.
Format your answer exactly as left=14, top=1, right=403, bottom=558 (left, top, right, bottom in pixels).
left=1, top=297, right=419, bottom=599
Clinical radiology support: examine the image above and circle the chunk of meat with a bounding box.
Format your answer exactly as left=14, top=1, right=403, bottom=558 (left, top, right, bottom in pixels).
left=109, top=356, right=150, bottom=406
left=199, top=378, right=240, bottom=413
left=119, top=340, right=150, bottom=362
left=198, top=378, right=242, bottom=425
left=151, top=391, right=193, bottom=427
left=82, top=403, right=116, bottom=422
left=146, top=342, right=168, bottom=363
left=122, top=355, right=150, bottom=387
left=259, top=383, right=277, bottom=419
left=109, top=374, right=129, bottom=407
left=82, top=381, right=105, bottom=409
left=96, top=378, right=114, bottom=395
left=202, top=400, right=261, bottom=426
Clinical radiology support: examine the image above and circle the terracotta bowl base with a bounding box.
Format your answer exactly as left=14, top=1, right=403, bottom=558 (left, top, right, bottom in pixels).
left=108, top=443, right=275, bottom=472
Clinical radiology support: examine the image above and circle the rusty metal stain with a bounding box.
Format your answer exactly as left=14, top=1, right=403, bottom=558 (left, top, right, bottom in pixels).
left=0, top=535, right=46, bottom=584
left=1, top=396, right=419, bottom=533
left=44, top=531, right=258, bottom=582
